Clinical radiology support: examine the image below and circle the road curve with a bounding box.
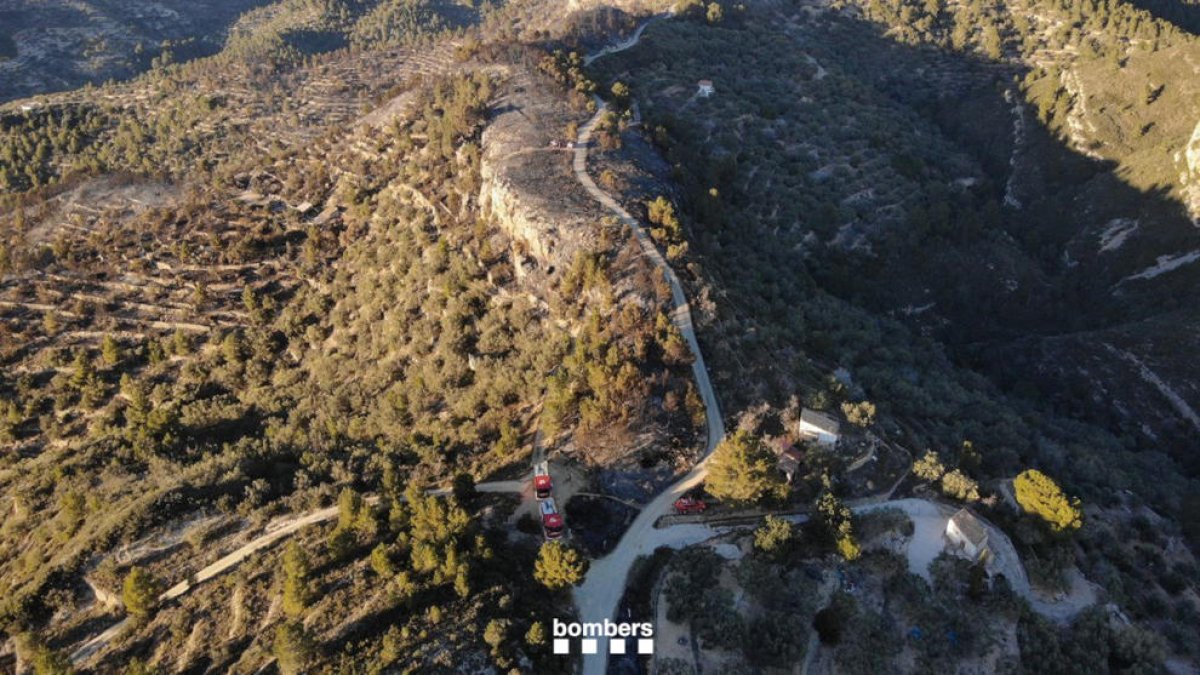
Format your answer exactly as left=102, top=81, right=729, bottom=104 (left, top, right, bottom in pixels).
left=570, top=19, right=727, bottom=673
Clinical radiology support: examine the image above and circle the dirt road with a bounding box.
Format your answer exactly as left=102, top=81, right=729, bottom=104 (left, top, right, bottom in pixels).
left=69, top=480, right=522, bottom=665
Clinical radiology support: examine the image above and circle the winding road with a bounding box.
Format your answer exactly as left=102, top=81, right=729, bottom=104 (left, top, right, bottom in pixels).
left=63, top=13, right=1088, bottom=672
left=569, top=15, right=729, bottom=673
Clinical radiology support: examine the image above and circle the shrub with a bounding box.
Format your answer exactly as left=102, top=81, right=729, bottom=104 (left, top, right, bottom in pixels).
left=753, top=515, right=796, bottom=557
left=1014, top=469, right=1081, bottom=531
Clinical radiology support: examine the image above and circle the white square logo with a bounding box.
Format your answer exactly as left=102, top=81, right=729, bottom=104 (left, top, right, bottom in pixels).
left=638, top=638, right=654, bottom=654
left=581, top=639, right=598, bottom=654
left=553, top=638, right=570, bottom=655
left=610, top=639, right=626, bottom=654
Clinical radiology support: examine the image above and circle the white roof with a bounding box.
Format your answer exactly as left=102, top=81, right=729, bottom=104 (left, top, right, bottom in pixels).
left=949, top=509, right=988, bottom=545
left=800, top=408, right=840, bottom=435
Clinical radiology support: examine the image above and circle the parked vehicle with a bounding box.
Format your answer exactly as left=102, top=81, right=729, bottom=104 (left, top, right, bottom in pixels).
left=673, top=496, right=707, bottom=514
left=540, top=497, right=565, bottom=540
left=534, top=461, right=552, bottom=500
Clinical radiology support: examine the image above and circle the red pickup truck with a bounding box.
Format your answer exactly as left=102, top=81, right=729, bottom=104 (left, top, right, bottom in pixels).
left=673, top=496, right=707, bottom=514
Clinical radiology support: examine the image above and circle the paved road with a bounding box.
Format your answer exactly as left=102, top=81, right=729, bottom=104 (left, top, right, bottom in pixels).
left=569, top=15, right=728, bottom=672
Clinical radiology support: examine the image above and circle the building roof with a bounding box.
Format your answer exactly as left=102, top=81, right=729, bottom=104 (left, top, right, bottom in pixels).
left=698, top=79, right=714, bottom=87
left=777, top=447, right=804, bottom=478
left=949, top=509, right=988, bottom=546
left=799, top=408, right=840, bottom=435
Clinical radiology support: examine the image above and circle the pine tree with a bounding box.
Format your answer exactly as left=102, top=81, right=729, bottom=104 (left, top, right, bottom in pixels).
left=534, top=542, right=588, bottom=590
left=274, top=622, right=314, bottom=675
left=122, top=566, right=162, bottom=619
left=281, top=542, right=312, bottom=618
left=706, top=430, right=787, bottom=505
left=101, top=335, right=121, bottom=367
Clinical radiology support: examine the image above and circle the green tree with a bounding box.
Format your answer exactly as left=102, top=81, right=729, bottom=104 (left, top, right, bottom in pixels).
left=370, top=543, right=396, bottom=577
left=69, top=349, right=94, bottom=390
left=534, top=542, right=588, bottom=590
left=753, top=515, right=795, bottom=557
left=816, top=492, right=860, bottom=561
left=941, top=469, right=980, bottom=502
left=337, top=487, right=363, bottom=531
left=273, top=622, right=314, bottom=675
left=17, top=633, right=74, bottom=675
left=526, top=621, right=547, bottom=647
left=101, top=335, right=121, bottom=367
left=281, top=541, right=312, bottom=618
left=484, top=618, right=510, bottom=654
left=452, top=472, right=477, bottom=504
left=122, top=566, right=162, bottom=619
left=707, top=2, right=724, bottom=23
left=912, top=450, right=945, bottom=482
left=0, top=398, right=23, bottom=441
left=706, top=430, right=786, bottom=505
left=611, top=81, right=631, bottom=109
left=840, top=400, right=876, bottom=427
left=1014, top=469, right=1082, bottom=531
left=981, top=24, right=1003, bottom=60
left=813, top=606, right=843, bottom=645
left=42, top=311, right=60, bottom=335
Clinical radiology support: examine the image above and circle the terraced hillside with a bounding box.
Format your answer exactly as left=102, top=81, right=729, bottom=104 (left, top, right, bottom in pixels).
left=0, top=0, right=702, bottom=670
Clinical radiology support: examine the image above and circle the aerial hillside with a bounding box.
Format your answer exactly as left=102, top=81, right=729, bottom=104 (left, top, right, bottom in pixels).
left=589, top=0, right=1199, bottom=667
left=0, top=0, right=697, bottom=669
left=591, top=0, right=1200, bottom=473
left=1, top=0, right=1198, bottom=672
left=0, top=0, right=274, bottom=102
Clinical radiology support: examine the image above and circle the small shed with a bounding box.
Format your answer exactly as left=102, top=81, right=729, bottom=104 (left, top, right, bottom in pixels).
left=777, top=444, right=805, bottom=483
left=946, top=508, right=989, bottom=560
left=797, top=408, right=840, bottom=448
left=697, top=79, right=715, bottom=97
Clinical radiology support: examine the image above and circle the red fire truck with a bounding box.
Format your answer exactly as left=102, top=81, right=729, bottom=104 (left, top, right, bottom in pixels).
left=540, top=497, right=565, bottom=540
left=534, top=461, right=552, bottom=500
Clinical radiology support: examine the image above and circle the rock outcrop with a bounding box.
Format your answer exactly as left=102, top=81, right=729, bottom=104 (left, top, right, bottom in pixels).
left=1180, top=119, right=1200, bottom=224
left=478, top=71, right=600, bottom=279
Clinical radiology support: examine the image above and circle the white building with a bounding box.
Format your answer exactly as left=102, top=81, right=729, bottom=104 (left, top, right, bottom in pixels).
left=797, top=408, right=840, bottom=448
left=946, top=508, right=989, bottom=561
left=697, top=79, right=715, bottom=97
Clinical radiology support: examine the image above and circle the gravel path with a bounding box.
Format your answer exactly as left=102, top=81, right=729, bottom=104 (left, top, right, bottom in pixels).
left=68, top=481, right=523, bottom=665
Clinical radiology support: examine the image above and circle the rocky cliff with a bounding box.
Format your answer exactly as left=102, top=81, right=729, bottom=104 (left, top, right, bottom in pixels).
left=478, top=71, right=600, bottom=281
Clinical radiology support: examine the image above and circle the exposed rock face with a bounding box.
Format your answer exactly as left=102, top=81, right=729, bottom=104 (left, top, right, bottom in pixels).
left=479, top=157, right=563, bottom=267
left=1181, top=119, right=1200, bottom=223
left=478, top=72, right=598, bottom=277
